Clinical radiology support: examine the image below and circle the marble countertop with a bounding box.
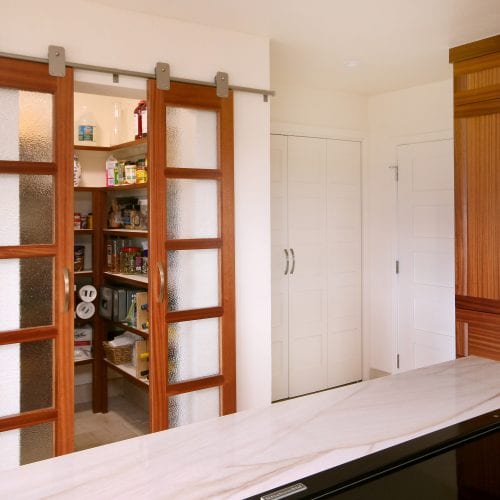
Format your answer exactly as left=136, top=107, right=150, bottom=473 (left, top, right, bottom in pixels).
left=2, top=356, right=499, bottom=499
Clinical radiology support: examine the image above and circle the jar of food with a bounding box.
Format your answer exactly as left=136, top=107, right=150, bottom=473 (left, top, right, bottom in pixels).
left=120, top=246, right=140, bottom=274
left=87, top=213, right=93, bottom=229
left=125, top=163, right=136, bottom=184
left=136, top=159, right=148, bottom=184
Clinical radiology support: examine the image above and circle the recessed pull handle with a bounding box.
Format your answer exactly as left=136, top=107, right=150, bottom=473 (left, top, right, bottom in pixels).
left=284, top=249, right=290, bottom=275
left=157, top=261, right=165, bottom=303
left=290, top=248, right=296, bottom=275
left=63, top=267, right=70, bottom=312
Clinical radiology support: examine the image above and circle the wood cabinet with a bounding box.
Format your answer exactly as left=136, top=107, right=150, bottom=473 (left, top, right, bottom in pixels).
left=450, top=34, right=500, bottom=360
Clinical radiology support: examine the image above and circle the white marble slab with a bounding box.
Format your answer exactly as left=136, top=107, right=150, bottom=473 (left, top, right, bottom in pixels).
left=2, top=356, right=499, bottom=499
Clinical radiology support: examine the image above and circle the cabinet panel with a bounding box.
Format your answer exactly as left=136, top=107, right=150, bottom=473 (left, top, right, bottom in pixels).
left=456, top=309, right=500, bottom=361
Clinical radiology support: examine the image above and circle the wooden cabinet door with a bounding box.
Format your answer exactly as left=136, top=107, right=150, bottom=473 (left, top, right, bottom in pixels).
left=0, top=57, right=74, bottom=466
left=148, top=81, right=235, bottom=431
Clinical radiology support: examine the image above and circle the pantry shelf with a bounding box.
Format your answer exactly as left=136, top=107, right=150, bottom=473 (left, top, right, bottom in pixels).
left=105, top=182, right=148, bottom=192
left=75, top=229, right=94, bottom=235
left=103, top=229, right=148, bottom=238
left=75, top=270, right=94, bottom=277
left=104, top=271, right=148, bottom=288
left=111, top=321, right=149, bottom=339
left=74, top=358, right=93, bottom=366
left=104, top=359, right=149, bottom=388
left=74, top=137, right=147, bottom=153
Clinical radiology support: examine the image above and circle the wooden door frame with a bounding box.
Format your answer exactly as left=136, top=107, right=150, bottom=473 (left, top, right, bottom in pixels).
left=0, top=57, right=74, bottom=456
left=148, top=80, right=236, bottom=431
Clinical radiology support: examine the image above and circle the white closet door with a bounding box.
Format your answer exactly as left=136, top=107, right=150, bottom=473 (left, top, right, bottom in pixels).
left=271, top=135, right=289, bottom=401
left=397, top=140, right=455, bottom=371
left=326, top=140, right=362, bottom=387
left=288, top=136, right=328, bottom=397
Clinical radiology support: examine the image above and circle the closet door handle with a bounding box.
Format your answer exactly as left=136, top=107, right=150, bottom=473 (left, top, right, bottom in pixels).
left=63, top=267, right=70, bottom=312
left=157, top=262, right=165, bottom=303
left=284, top=249, right=290, bottom=275
left=290, top=248, right=296, bottom=275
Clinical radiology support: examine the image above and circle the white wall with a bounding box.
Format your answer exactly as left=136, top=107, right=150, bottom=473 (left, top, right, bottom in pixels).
left=271, top=83, right=368, bottom=134
left=366, top=79, right=453, bottom=374
left=3, top=0, right=271, bottom=411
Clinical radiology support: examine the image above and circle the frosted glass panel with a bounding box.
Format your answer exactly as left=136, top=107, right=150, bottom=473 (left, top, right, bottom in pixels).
left=0, top=340, right=53, bottom=417
left=168, top=318, right=220, bottom=383
left=167, top=249, right=220, bottom=311
left=168, top=387, right=220, bottom=428
left=0, top=422, right=53, bottom=470
left=0, top=258, right=53, bottom=332
left=167, top=179, right=219, bottom=239
left=0, top=174, right=54, bottom=246
left=166, top=107, right=217, bottom=169
left=0, top=89, right=53, bottom=162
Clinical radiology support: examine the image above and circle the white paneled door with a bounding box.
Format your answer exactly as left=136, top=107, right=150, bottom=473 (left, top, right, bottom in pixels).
left=271, top=134, right=362, bottom=401
left=397, top=140, right=455, bottom=371
left=326, top=140, right=362, bottom=387
left=288, top=136, right=328, bottom=397
left=271, top=135, right=289, bottom=401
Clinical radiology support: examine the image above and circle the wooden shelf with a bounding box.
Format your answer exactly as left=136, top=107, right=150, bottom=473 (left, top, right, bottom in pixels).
left=106, top=182, right=148, bottom=192
left=110, top=321, right=149, bottom=339
left=103, top=229, right=148, bottom=238
left=104, top=271, right=148, bottom=288
left=104, top=359, right=149, bottom=388
left=74, top=186, right=104, bottom=192
left=74, top=358, right=93, bottom=366
left=75, top=270, right=94, bottom=277
left=75, top=229, right=94, bottom=235
left=74, top=138, right=147, bottom=153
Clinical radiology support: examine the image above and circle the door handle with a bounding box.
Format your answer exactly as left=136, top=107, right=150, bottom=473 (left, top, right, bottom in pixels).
left=284, top=249, right=290, bottom=275
left=290, top=248, right=295, bottom=275
left=63, top=267, right=70, bottom=312
left=157, top=261, right=165, bottom=303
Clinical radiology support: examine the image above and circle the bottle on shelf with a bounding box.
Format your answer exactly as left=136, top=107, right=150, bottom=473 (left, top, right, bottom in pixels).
left=134, top=100, right=147, bottom=139
left=76, top=105, right=97, bottom=145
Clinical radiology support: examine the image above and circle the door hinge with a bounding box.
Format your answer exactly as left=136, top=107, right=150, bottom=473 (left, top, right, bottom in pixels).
left=396, top=260, right=399, bottom=274
left=389, top=165, right=399, bottom=181
left=397, top=354, right=400, bottom=369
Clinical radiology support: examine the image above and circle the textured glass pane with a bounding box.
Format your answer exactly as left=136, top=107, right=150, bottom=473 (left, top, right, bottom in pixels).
left=0, top=258, right=53, bottom=332
left=166, top=107, right=217, bottom=169
left=0, top=340, right=53, bottom=417
left=167, top=179, right=219, bottom=239
left=0, top=422, right=53, bottom=470
left=0, top=174, right=54, bottom=246
left=167, top=249, right=220, bottom=311
left=168, top=387, right=220, bottom=428
left=168, top=318, right=220, bottom=383
left=0, top=89, right=53, bottom=162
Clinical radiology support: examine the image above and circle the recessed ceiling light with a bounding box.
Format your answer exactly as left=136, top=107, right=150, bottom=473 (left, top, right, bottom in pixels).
left=344, top=59, right=360, bottom=68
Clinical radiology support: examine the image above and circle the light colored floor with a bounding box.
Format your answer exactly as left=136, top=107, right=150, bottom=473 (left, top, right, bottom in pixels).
left=74, top=396, right=149, bottom=452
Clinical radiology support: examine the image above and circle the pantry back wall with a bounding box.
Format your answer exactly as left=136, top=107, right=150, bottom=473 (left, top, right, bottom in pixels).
left=2, top=0, right=272, bottom=411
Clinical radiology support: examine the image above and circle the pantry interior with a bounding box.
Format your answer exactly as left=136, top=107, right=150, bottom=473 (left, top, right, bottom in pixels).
left=73, top=77, right=152, bottom=449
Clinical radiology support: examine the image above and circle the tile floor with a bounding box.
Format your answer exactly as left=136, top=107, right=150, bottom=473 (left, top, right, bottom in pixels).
left=74, top=396, right=149, bottom=452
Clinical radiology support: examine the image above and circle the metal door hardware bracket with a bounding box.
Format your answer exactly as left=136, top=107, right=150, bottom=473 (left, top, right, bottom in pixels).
left=215, top=71, right=229, bottom=97
left=48, top=45, right=66, bottom=77
left=155, top=62, right=170, bottom=90
left=389, top=165, right=399, bottom=181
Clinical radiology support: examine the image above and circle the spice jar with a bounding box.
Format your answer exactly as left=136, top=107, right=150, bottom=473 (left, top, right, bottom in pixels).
left=120, top=246, right=140, bottom=274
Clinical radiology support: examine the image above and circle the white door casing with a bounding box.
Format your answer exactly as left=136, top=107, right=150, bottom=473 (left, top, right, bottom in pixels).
left=397, top=140, right=455, bottom=372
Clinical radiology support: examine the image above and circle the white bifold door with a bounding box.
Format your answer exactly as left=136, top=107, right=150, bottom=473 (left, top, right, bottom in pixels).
left=271, top=134, right=362, bottom=400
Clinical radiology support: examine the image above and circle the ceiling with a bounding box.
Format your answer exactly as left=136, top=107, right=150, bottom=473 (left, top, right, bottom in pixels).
left=89, top=0, right=499, bottom=95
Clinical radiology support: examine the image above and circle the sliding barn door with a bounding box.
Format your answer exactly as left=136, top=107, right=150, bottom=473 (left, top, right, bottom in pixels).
left=148, top=81, right=235, bottom=430
left=0, top=57, right=74, bottom=469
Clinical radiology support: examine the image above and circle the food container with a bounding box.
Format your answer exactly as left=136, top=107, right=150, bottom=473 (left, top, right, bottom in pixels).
left=74, top=213, right=81, bottom=230
left=120, top=246, right=140, bottom=274
left=125, top=163, right=137, bottom=184
left=74, top=245, right=85, bottom=272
